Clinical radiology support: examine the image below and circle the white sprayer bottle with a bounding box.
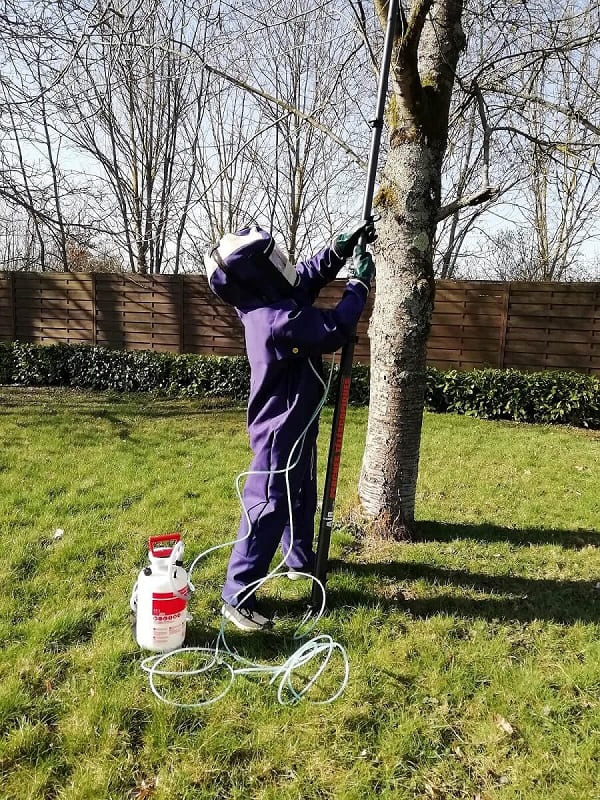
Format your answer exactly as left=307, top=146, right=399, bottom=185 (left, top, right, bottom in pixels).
left=131, top=533, right=190, bottom=652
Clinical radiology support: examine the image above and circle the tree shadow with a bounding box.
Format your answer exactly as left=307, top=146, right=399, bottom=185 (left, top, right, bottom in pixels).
left=415, top=520, right=599, bottom=550
left=326, top=557, right=600, bottom=624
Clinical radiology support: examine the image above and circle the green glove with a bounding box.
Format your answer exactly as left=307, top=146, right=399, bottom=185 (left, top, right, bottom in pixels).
left=348, top=245, right=375, bottom=288
left=333, top=218, right=376, bottom=260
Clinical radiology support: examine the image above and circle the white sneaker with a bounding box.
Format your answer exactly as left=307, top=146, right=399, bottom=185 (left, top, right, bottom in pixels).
left=286, top=569, right=310, bottom=581
left=221, top=602, right=273, bottom=632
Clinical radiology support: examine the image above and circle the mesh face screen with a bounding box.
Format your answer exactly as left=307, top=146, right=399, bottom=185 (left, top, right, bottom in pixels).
left=267, top=242, right=296, bottom=286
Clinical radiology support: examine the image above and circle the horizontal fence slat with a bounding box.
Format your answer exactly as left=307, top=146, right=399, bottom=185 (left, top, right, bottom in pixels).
left=509, top=314, right=599, bottom=331
left=15, top=290, right=93, bottom=302
left=15, top=297, right=93, bottom=309
left=184, top=334, right=248, bottom=348
left=428, top=360, right=487, bottom=371
left=505, top=340, right=600, bottom=357
left=98, top=310, right=186, bottom=323
left=95, top=321, right=181, bottom=335
left=16, top=310, right=93, bottom=322
left=96, top=332, right=181, bottom=346
left=186, top=348, right=245, bottom=357
left=433, top=312, right=502, bottom=326
left=95, top=295, right=182, bottom=308
left=23, top=331, right=93, bottom=343
left=430, top=324, right=500, bottom=341
left=13, top=274, right=93, bottom=287
left=16, top=320, right=92, bottom=333
left=183, top=324, right=243, bottom=336
left=501, top=281, right=599, bottom=292
left=506, top=328, right=600, bottom=343
left=508, top=303, right=599, bottom=318
left=435, top=290, right=501, bottom=304
left=509, top=292, right=598, bottom=306
left=426, top=346, right=496, bottom=362
left=95, top=340, right=184, bottom=354
left=505, top=351, right=600, bottom=369
left=428, top=337, right=499, bottom=356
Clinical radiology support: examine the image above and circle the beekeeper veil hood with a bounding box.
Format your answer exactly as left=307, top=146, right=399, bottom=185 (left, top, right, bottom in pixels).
left=204, top=225, right=298, bottom=309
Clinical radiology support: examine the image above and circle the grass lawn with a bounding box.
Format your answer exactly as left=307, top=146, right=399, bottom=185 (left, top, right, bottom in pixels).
left=0, top=386, right=599, bottom=800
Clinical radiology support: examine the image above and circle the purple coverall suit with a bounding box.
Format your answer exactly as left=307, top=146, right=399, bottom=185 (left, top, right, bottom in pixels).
left=209, top=244, right=368, bottom=609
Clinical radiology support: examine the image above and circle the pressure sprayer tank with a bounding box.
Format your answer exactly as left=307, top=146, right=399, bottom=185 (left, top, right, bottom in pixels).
left=132, top=534, right=189, bottom=652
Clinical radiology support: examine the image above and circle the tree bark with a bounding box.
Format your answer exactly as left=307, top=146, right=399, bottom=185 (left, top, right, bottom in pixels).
left=359, top=0, right=465, bottom=538
left=359, top=138, right=439, bottom=536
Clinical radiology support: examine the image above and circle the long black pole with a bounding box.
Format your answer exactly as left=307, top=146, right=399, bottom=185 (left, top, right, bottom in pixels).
left=311, top=0, right=398, bottom=611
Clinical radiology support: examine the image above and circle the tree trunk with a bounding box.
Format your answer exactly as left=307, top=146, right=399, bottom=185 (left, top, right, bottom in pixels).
left=359, top=138, right=439, bottom=536
left=359, top=0, right=465, bottom=538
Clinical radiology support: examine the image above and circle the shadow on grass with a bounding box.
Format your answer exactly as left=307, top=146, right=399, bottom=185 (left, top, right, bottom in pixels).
left=327, top=557, right=600, bottom=624
left=415, top=520, right=599, bottom=550
left=184, top=621, right=315, bottom=662
left=0, top=388, right=241, bottom=417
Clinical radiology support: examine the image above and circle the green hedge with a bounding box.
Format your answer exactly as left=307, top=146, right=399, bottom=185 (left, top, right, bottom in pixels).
left=1, top=341, right=598, bottom=428
left=425, top=367, right=599, bottom=428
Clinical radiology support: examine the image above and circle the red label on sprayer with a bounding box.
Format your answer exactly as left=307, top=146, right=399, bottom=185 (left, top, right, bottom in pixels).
left=152, top=587, right=188, bottom=618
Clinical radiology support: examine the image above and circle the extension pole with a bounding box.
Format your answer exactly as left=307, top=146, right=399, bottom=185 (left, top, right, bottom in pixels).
left=311, top=0, right=398, bottom=612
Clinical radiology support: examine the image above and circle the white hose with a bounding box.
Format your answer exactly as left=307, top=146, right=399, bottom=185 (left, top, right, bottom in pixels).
left=139, top=355, right=350, bottom=707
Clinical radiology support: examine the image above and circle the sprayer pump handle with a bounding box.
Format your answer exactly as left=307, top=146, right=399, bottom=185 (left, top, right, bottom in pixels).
left=149, top=533, right=181, bottom=558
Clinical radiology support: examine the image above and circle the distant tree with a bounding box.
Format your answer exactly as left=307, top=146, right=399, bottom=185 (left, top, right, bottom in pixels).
left=434, top=0, right=600, bottom=280
left=59, top=0, right=213, bottom=274
left=65, top=239, right=123, bottom=273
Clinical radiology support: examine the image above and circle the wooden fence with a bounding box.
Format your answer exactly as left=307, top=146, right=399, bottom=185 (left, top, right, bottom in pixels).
left=0, top=272, right=599, bottom=373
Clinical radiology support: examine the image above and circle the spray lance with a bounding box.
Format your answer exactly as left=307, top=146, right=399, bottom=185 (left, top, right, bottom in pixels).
left=311, top=0, right=402, bottom=612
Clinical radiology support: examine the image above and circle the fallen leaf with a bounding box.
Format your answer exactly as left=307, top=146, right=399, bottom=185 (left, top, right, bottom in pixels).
left=494, top=714, right=515, bottom=735
left=131, top=777, right=156, bottom=799
left=424, top=782, right=446, bottom=799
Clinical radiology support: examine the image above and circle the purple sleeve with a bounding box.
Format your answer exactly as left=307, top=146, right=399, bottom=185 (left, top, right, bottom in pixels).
left=294, top=247, right=346, bottom=303
left=271, top=280, right=368, bottom=358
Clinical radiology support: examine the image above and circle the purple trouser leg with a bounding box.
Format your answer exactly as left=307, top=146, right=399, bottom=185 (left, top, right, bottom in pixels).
left=280, top=442, right=317, bottom=571
left=222, top=430, right=317, bottom=609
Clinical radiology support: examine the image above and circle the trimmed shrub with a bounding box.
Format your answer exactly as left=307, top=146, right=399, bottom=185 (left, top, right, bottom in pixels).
left=0, top=342, right=15, bottom=384
left=425, top=366, right=600, bottom=428
left=0, top=341, right=598, bottom=428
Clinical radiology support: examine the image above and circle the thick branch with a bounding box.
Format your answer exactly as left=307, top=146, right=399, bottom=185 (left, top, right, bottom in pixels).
left=437, top=185, right=499, bottom=222
left=393, top=0, right=434, bottom=115
left=399, top=0, right=433, bottom=55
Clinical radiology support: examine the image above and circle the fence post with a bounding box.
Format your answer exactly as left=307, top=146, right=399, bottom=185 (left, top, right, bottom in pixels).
left=91, top=272, right=97, bottom=346
left=180, top=275, right=185, bottom=354
left=497, top=282, right=510, bottom=369
left=11, top=271, right=17, bottom=342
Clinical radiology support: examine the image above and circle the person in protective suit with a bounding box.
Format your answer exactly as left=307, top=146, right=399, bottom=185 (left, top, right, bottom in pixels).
left=204, top=221, right=376, bottom=630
